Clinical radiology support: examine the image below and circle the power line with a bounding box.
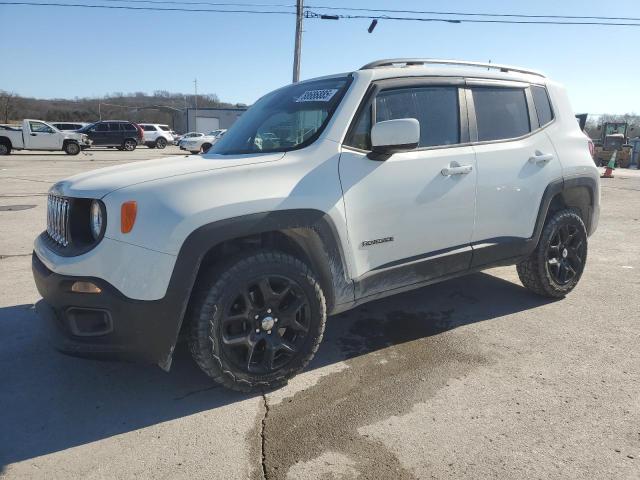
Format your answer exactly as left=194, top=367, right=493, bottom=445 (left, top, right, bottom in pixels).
left=306, top=4, right=640, bottom=23
left=0, top=1, right=296, bottom=14
left=2, top=1, right=640, bottom=26
left=94, top=0, right=294, bottom=8
left=307, top=11, right=640, bottom=27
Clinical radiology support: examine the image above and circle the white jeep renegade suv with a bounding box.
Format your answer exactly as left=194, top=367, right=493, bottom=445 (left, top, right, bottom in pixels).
left=33, top=59, right=599, bottom=392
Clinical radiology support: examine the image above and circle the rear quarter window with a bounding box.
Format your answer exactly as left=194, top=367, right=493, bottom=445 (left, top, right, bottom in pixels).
left=531, top=85, right=554, bottom=127
left=472, top=87, right=531, bottom=142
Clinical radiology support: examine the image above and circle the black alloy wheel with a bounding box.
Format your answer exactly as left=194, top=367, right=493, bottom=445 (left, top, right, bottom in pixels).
left=188, top=251, right=327, bottom=392
left=517, top=209, right=588, bottom=298
left=545, top=223, right=586, bottom=286
left=221, top=275, right=311, bottom=374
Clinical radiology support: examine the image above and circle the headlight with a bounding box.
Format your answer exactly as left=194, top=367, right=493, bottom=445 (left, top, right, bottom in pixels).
left=90, top=200, right=104, bottom=240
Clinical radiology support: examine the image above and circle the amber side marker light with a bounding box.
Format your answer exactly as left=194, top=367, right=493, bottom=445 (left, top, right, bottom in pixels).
left=71, top=281, right=102, bottom=294
left=121, top=201, right=137, bottom=233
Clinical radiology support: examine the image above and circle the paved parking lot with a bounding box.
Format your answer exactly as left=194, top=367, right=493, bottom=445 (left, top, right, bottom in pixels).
left=1, top=148, right=639, bottom=479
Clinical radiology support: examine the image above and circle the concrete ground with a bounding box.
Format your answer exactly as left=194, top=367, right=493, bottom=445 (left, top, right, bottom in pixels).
left=0, top=148, right=638, bottom=479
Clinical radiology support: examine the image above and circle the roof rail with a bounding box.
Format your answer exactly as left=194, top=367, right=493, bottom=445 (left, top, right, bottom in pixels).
left=359, top=58, right=545, bottom=78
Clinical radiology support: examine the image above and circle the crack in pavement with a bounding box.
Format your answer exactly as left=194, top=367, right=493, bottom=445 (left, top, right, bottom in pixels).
left=172, top=385, right=218, bottom=400
left=0, top=253, right=32, bottom=260
left=1, top=176, right=55, bottom=184
left=0, top=193, right=48, bottom=198
left=260, top=392, right=270, bottom=480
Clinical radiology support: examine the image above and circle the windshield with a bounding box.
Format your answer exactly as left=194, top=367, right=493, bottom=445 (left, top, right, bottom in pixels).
left=211, top=76, right=351, bottom=155
left=77, top=123, right=95, bottom=133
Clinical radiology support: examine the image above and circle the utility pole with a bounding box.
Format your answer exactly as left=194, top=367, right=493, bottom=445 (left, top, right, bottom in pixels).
left=194, top=78, right=198, bottom=132
left=292, top=0, right=303, bottom=83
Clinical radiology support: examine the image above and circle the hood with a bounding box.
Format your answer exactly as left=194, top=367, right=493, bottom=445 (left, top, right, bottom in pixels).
left=51, top=152, right=285, bottom=198
left=62, top=131, right=86, bottom=140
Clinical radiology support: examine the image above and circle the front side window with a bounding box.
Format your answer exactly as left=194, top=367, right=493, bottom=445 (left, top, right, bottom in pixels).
left=531, top=85, right=554, bottom=127
left=376, top=87, right=460, bottom=148
left=472, top=87, right=531, bottom=141
left=211, top=76, right=351, bottom=155
left=94, top=123, right=109, bottom=132
left=345, top=86, right=460, bottom=150
left=30, top=121, right=53, bottom=133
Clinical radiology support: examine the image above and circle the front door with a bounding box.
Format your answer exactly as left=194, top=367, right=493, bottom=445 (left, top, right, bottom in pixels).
left=89, top=123, right=110, bottom=145
left=26, top=121, right=61, bottom=150
left=339, top=82, right=477, bottom=298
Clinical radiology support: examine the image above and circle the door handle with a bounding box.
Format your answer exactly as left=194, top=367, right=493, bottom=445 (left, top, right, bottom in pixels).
left=30, top=133, right=37, bottom=136
left=529, top=151, right=554, bottom=165
left=441, top=164, right=473, bottom=176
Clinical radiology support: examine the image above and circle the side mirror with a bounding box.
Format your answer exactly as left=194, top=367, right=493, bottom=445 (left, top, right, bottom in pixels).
left=369, top=118, right=420, bottom=160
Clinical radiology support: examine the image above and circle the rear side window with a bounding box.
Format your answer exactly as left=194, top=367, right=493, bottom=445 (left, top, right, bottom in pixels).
left=472, top=87, right=530, bottom=141
left=142, top=125, right=156, bottom=131
left=159, top=125, right=171, bottom=131
left=531, top=85, right=554, bottom=127
left=122, top=123, right=136, bottom=131
left=108, top=123, right=122, bottom=131
left=376, top=87, right=460, bottom=148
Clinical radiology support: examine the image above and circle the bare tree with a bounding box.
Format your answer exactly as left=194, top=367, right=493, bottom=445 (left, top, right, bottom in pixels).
left=0, top=90, right=17, bottom=124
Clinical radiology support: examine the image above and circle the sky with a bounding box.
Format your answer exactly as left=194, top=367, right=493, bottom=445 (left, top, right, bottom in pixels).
left=0, top=0, right=639, bottom=114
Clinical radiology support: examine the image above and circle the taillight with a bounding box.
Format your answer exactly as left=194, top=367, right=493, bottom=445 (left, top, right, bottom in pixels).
left=588, top=139, right=595, bottom=158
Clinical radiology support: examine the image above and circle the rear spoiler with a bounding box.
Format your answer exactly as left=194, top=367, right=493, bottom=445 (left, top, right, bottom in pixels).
left=575, top=114, right=588, bottom=131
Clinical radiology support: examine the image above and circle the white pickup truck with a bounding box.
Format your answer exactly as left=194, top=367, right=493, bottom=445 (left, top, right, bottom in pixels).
left=0, top=119, right=91, bottom=155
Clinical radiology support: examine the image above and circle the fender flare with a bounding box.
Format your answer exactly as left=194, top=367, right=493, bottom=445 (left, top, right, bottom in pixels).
left=156, top=209, right=354, bottom=369
left=531, top=176, right=598, bottom=246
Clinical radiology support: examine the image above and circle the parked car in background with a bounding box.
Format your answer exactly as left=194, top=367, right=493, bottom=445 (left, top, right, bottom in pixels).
left=139, top=123, right=174, bottom=149
left=50, top=122, right=90, bottom=131
left=0, top=119, right=91, bottom=155
left=173, top=131, right=203, bottom=145
left=78, top=120, right=143, bottom=151
left=179, top=129, right=226, bottom=154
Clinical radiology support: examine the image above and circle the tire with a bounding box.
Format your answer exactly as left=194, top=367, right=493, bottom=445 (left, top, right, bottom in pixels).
left=155, top=137, right=167, bottom=149
left=189, top=150, right=199, bottom=155
left=0, top=142, right=11, bottom=155
left=122, top=139, right=137, bottom=151
left=201, top=143, right=212, bottom=154
left=517, top=209, right=588, bottom=298
left=188, top=250, right=327, bottom=392
left=63, top=142, right=80, bottom=155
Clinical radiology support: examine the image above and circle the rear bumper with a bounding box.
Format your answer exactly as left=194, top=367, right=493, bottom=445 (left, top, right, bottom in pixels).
left=32, top=252, right=175, bottom=366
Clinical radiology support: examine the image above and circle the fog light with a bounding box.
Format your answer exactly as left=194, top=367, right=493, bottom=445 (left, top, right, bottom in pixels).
left=71, top=281, right=102, bottom=294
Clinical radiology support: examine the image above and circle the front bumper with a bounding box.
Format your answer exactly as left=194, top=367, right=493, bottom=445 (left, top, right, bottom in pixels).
left=32, top=252, right=176, bottom=366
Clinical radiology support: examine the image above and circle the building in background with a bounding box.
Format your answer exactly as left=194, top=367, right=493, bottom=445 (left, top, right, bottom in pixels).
left=184, top=107, right=247, bottom=133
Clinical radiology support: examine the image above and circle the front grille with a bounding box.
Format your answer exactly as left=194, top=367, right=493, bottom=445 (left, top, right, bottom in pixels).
left=47, top=194, right=71, bottom=247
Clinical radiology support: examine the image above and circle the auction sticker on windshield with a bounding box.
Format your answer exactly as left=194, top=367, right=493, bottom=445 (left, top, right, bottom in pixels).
left=296, top=89, right=339, bottom=102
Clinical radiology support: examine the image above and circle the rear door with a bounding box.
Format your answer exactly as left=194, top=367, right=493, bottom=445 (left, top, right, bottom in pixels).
left=107, top=122, right=124, bottom=145
left=468, top=81, right=562, bottom=266
left=142, top=125, right=156, bottom=143
left=339, top=79, right=477, bottom=298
